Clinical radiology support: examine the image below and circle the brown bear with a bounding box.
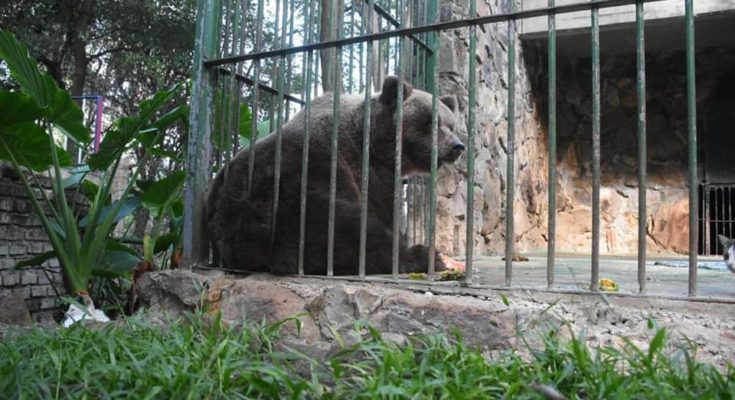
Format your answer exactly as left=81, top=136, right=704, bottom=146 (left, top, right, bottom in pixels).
left=206, top=76, right=465, bottom=275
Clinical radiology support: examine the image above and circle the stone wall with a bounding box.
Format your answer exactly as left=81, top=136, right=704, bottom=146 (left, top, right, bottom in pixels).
left=0, top=164, right=65, bottom=324
left=525, top=44, right=735, bottom=255
left=432, top=0, right=549, bottom=256
left=432, top=0, right=735, bottom=256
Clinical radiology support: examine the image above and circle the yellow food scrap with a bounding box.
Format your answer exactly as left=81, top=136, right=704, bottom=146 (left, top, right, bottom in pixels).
left=408, top=272, right=426, bottom=280
left=598, top=278, right=619, bottom=292
left=437, top=269, right=465, bottom=281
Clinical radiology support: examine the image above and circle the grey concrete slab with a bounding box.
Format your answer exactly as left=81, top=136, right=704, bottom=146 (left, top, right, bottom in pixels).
left=468, top=254, right=735, bottom=299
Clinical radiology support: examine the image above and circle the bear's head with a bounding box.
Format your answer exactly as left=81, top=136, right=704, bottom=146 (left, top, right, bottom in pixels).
left=718, top=234, right=735, bottom=272
left=379, top=76, right=465, bottom=175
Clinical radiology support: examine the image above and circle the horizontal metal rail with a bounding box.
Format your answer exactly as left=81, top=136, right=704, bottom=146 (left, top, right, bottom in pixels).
left=216, top=67, right=305, bottom=105
left=366, top=0, right=432, bottom=53
left=204, top=0, right=667, bottom=67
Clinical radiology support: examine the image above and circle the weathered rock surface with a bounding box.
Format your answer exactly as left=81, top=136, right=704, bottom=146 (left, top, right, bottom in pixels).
left=0, top=292, right=32, bottom=325
left=136, top=270, right=735, bottom=368
left=430, top=0, right=735, bottom=257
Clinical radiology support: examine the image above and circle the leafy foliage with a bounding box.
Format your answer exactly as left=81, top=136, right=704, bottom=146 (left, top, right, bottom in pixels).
left=0, top=30, right=185, bottom=302
left=1, top=314, right=733, bottom=399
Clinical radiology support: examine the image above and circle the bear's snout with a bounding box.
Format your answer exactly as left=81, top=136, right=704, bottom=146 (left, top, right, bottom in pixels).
left=443, top=138, right=465, bottom=163
left=451, top=141, right=465, bottom=153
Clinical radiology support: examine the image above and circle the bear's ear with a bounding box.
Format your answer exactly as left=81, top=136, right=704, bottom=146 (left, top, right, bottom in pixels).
left=719, top=234, right=733, bottom=248
left=379, top=76, right=413, bottom=105
left=440, top=95, right=458, bottom=112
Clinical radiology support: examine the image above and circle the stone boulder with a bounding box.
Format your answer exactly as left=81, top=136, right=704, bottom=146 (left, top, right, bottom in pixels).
left=134, top=270, right=735, bottom=369
left=135, top=270, right=515, bottom=354
left=0, top=292, right=32, bottom=325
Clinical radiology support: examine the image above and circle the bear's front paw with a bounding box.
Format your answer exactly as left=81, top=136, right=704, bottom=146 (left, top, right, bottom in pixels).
left=402, top=244, right=450, bottom=273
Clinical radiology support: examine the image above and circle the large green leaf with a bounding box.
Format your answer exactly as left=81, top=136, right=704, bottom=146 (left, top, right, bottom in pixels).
left=141, top=170, right=185, bottom=214
left=61, top=165, right=91, bottom=189
left=93, top=250, right=140, bottom=278
left=79, top=195, right=141, bottom=228
left=15, top=251, right=56, bottom=269
left=151, top=104, right=188, bottom=132
left=153, top=232, right=179, bottom=254
left=0, top=90, right=44, bottom=127
left=0, top=30, right=89, bottom=146
left=87, top=118, right=135, bottom=171
left=0, top=118, right=72, bottom=171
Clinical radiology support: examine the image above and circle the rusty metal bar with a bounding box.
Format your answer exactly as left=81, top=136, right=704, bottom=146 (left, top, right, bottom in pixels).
left=547, top=0, right=557, bottom=288
left=327, top=1, right=343, bottom=277
left=183, top=0, right=219, bottom=267
left=686, top=0, right=698, bottom=297
left=504, top=3, right=516, bottom=287
left=247, top=0, right=265, bottom=194
left=426, top=0, right=438, bottom=278
left=270, top=0, right=289, bottom=251
left=298, top=0, right=316, bottom=278
left=590, top=0, right=601, bottom=291
left=466, top=0, right=478, bottom=284
left=391, top=0, right=406, bottom=279
left=636, top=0, right=646, bottom=293
left=359, top=0, right=375, bottom=279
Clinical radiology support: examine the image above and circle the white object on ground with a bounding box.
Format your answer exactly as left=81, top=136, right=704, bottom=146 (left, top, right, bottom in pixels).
left=62, top=294, right=110, bottom=328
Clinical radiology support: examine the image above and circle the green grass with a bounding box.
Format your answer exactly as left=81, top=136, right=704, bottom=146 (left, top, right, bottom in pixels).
left=1, top=314, right=734, bottom=399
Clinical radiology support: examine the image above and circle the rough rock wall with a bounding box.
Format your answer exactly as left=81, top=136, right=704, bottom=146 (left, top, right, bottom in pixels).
left=433, top=0, right=735, bottom=256
left=526, top=45, right=735, bottom=255
left=434, top=0, right=549, bottom=256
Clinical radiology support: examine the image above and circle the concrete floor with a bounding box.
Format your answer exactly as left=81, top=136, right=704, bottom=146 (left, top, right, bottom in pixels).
left=468, top=254, right=735, bottom=299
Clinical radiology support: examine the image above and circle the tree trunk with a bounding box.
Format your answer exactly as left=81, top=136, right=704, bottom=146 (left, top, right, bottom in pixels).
left=63, top=0, right=96, bottom=97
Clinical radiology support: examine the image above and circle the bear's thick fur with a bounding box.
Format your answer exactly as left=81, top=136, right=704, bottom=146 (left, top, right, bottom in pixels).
left=206, top=76, right=465, bottom=275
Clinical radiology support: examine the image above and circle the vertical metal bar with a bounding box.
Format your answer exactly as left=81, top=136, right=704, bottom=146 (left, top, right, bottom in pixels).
left=359, top=4, right=365, bottom=92
left=392, top=0, right=405, bottom=280
left=298, top=0, right=315, bottom=277
left=270, top=0, right=289, bottom=250
left=222, top=0, right=231, bottom=56
left=636, top=0, right=647, bottom=293
left=546, top=0, right=557, bottom=288
left=406, top=179, right=414, bottom=245
left=426, top=0, right=439, bottom=278
left=227, top=0, right=240, bottom=161
left=247, top=0, right=265, bottom=193
left=184, top=0, right=220, bottom=267
left=590, top=0, right=601, bottom=291
left=729, top=187, right=733, bottom=241
left=349, top=9, right=356, bottom=92
left=704, top=185, right=709, bottom=255
left=686, top=0, right=698, bottom=296
left=327, top=0, right=343, bottom=277
left=719, top=188, right=724, bottom=243
left=215, top=71, right=226, bottom=170
left=359, top=0, right=375, bottom=279
left=466, top=0, right=478, bottom=285
left=285, top=0, right=295, bottom=121
left=377, top=14, right=383, bottom=86
left=504, top=4, right=516, bottom=287
left=232, top=0, right=246, bottom=157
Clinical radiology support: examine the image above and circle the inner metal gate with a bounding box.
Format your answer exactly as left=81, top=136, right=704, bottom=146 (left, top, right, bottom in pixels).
left=183, top=0, right=702, bottom=295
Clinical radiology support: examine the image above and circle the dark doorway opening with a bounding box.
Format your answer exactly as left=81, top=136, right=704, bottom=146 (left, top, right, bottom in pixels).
left=699, top=74, right=735, bottom=255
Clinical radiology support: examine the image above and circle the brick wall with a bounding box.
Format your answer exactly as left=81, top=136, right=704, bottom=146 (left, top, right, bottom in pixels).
left=0, top=165, right=66, bottom=324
